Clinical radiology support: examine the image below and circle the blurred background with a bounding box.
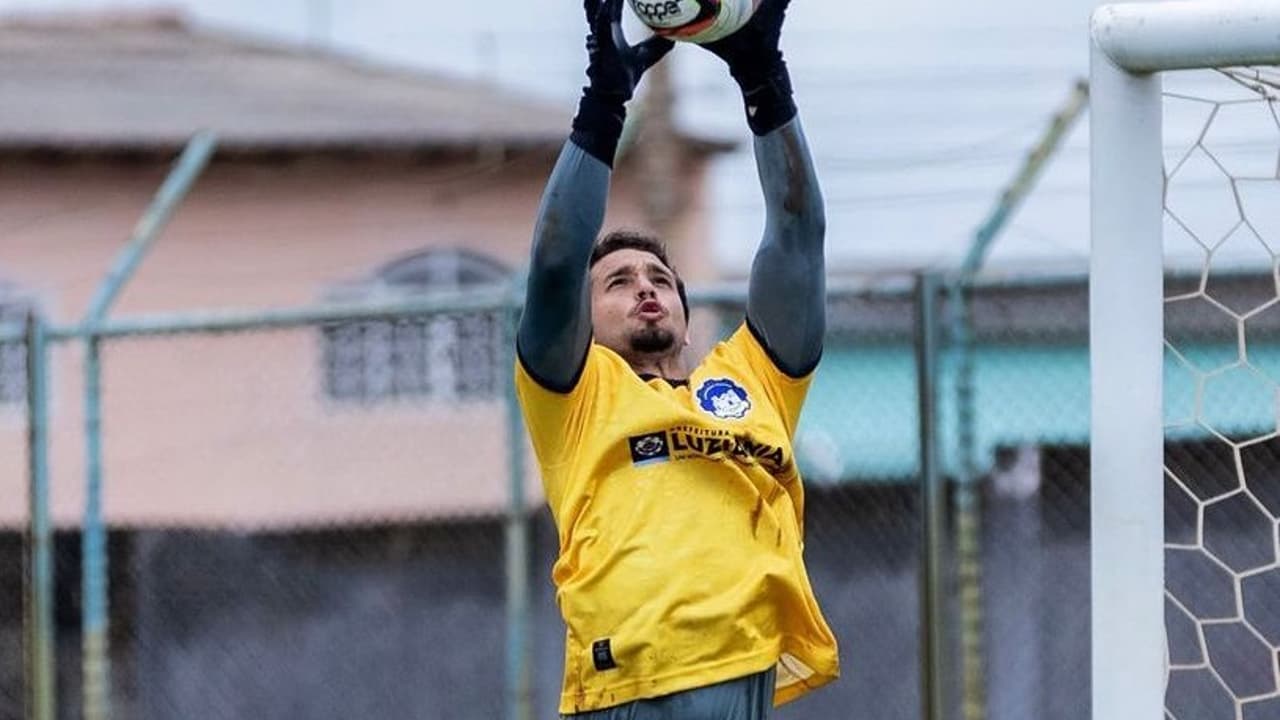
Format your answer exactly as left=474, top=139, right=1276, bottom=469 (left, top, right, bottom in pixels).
left=0, top=1, right=1277, bottom=719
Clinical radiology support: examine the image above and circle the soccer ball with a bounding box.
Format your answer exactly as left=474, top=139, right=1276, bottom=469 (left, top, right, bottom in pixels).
left=626, top=0, right=760, bottom=44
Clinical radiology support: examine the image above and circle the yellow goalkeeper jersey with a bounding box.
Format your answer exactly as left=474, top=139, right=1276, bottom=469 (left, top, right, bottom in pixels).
left=515, top=323, right=839, bottom=714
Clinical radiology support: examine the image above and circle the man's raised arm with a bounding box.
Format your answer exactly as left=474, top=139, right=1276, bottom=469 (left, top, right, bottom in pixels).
left=516, top=0, right=672, bottom=391
left=702, top=0, right=824, bottom=377
left=746, top=120, right=825, bottom=377
left=517, top=145, right=609, bottom=392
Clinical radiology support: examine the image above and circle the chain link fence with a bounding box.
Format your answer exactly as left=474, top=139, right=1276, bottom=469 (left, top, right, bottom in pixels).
left=1, top=298, right=31, bottom=720
left=952, top=280, right=1092, bottom=720
left=5, top=268, right=1278, bottom=718
left=91, top=315, right=515, bottom=719
left=0, top=532, right=21, bottom=720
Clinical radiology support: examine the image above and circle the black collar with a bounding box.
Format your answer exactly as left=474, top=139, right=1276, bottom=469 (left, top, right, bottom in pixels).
left=638, top=373, right=689, bottom=388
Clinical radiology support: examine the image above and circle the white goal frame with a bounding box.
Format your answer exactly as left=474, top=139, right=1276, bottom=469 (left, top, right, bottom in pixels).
left=1090, top=2, right=1280, bottom=719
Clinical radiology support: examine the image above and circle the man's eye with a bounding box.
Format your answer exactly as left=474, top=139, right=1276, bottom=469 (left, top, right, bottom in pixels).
left=608, top=278, right=627, bottom=288
left=653, top=277, right=671, bottom=287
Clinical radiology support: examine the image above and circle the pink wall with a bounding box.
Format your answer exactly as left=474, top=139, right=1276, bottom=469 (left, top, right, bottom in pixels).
left=0, top=151, right=717, bottom=528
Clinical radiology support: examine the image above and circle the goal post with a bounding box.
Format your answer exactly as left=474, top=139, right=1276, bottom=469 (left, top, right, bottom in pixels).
left=1089, top=3, right=1280, bottom=720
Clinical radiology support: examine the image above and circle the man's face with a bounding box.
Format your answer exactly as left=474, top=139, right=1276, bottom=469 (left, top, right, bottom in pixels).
left=589, top=248, right=689, bottom=360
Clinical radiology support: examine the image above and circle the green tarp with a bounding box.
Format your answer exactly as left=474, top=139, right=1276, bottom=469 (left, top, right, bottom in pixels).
left=795, top=343, right=1280, bottom=483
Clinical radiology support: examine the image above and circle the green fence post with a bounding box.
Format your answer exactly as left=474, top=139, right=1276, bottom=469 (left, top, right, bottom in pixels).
left=82, top=335, right=109, bottom=720
left=916, top=272, right=947, bottom=720
left=949, top=282, right=989, bottom=720
left=503, top=292, right=532, bottom=720
left=80, top=131, right=217, bottom=720
left=25, top=311, right=56, bottom=720
left=949, top=80, right=1089, bottom=720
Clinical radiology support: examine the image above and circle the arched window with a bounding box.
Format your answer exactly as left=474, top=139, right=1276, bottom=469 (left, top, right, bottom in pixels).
left=321, top=249, right=512, bottom=403
left=373, top=249, right=510, bottom=290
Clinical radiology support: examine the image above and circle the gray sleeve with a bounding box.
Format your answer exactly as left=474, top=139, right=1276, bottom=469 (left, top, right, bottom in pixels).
left=746, top=116, right=827, bottom=377
left=515, top=140, right=608, bottom=392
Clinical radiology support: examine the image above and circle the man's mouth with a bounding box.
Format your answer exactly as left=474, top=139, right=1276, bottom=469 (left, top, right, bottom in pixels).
left=635, top=300, right=665, bottom=318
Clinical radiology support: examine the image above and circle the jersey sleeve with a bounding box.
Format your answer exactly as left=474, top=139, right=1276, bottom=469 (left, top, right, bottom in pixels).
left=513, top=345, right=606, bottom=514
left=726, top=321, right=815, bottom=440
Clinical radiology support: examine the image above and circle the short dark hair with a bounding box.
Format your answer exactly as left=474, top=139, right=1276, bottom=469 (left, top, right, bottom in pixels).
left=589, top=230, right=689, bottom=320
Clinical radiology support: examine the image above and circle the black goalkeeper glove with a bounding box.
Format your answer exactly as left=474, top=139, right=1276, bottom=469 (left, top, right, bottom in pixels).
left=571, top=0, right=675, bottom=166
left=701, top=0, right=796, bottom=135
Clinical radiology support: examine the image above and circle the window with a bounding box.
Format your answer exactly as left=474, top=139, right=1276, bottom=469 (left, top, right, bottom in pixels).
left=0, top=283, right=32, bottom=407
left=321, top=249, right=511, bottom=403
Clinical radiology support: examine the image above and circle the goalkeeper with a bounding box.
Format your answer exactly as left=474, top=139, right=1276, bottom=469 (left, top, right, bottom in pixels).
left=515, top=0, right=839, bottom=716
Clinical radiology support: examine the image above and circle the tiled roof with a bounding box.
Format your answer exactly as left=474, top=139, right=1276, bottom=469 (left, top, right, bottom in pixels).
left=0, top=11, right=575, bottom=155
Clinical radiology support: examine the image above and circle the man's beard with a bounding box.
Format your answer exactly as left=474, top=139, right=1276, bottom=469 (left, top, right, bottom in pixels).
left=629, top=326, right=676, bottom=354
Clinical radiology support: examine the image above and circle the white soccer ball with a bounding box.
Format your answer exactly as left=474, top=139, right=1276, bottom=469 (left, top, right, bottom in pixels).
left=626, top=0, right=760, bottom=44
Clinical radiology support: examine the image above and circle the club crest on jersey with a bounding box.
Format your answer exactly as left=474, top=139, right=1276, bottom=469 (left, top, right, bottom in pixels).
left=695, top=378, right=752, bottom=420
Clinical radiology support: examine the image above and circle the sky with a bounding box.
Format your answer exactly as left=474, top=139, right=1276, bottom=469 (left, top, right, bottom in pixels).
left=4, top=0, right=1276, bottom=280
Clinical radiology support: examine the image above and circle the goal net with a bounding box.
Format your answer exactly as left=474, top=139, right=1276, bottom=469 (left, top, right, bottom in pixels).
left=1161, top=66, right=1280, bottom=720
left=1089, top=3, right=1280, bottom=719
